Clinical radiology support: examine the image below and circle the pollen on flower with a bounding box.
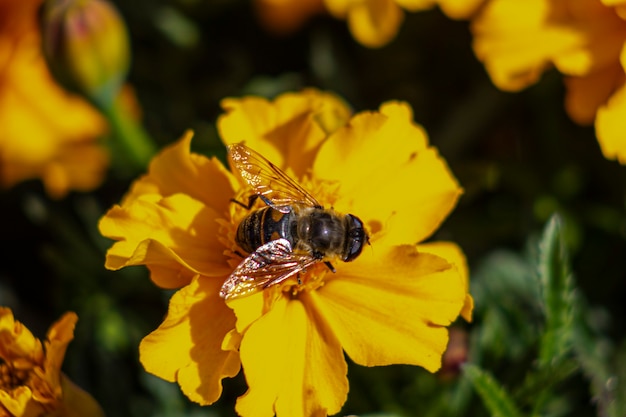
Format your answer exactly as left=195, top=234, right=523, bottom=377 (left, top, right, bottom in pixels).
left=0, top=359, right=30, bottom=391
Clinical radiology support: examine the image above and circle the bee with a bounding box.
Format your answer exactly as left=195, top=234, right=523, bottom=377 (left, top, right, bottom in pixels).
left=219, top=143, right=369, bottom=300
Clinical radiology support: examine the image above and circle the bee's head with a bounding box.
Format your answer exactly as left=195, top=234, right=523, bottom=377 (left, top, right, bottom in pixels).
left=343, top=214, right=368, bottom=262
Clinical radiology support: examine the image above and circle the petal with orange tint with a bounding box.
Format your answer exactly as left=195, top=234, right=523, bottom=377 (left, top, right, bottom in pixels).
left=0, top=31, right=108, bottom=198
left=0, top=308, right=42, bottom=363
left=312, top=244, right=466, bottom=372
left=346, top=0, right=404, bottom=48
left=130, top=131, right=238, bottom=213
left=255, top=0, right=325, bottom=35
left=564, top=63, right=624, bottom=125
left=235, top=296, right=347, bottom=417
left=99, top=193, right=230, bottom=288
left=43, top=312, right=78, bottom=391
left=0, top=386, right=40, bottom=417
left=218, top=89, right=350, bottom=178
left=418, top=241, right=473, bottom=322
left=139, top=276, right=240, bottom=406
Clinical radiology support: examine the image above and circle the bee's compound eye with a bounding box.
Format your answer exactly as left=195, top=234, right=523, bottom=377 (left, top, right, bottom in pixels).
left=344, top=214, right=366, bottom=262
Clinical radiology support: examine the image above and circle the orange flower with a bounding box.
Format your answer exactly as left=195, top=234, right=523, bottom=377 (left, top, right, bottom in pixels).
left=0, top=0, right=108, bottom=198
left=99, top=88, right=472, bottom=416
left=472, top=0, right=626, bottom=163
left=0, top=308, right=102, bottom=417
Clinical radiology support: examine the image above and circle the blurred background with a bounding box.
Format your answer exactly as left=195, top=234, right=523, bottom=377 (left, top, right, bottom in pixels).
left=1, top=0, right=625, bottom=416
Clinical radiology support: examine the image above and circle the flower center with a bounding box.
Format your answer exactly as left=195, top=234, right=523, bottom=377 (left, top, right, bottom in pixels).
left=0, top=359, right=30, bottom=390
left=220, top=174, right=343, bottom=298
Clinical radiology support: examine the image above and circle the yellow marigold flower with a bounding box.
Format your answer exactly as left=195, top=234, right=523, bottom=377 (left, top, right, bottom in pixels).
left=0, top=308, right=103, bottom=417
left=472, top=0, right=626, bottom=163
left=99, top=88, right=473, bottom=416
left=0, top=0, right=108, bottom=198
left=323, top=0, right=485, bottom=47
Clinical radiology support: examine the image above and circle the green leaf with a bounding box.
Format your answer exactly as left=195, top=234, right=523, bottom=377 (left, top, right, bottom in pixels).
left=537, top=214, right=575, bottom=366
left=463, top=364, right=523, bottom=417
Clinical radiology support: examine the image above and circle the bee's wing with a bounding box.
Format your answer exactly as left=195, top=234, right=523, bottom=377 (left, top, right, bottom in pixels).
left=227, top=143, right=321, bottom=209
left=220, top=239, right=319, bottom=300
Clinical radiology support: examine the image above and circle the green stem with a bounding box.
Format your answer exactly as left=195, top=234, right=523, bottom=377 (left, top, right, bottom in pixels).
left=100, top=98, right=157, bottom=172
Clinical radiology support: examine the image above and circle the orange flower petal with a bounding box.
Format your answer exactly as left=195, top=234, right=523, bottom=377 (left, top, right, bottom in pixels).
left=564, top=63, right=624, bottom=124
left=218, top=89, right=350, bottom=178
left=434, top=0, right=485, bottom=19
left=42, top=313, right=78, bottom=394
left=418, top=241, right=473, bottom=322
left=124, top=131, right=239, bottom=213
left=311, top=244, right=466, bottom=372
left=346, top=0, right=404, bottom=48
left=0, top=20, right=108, bottom=198
left=99, top=193, right=231, bottom=288
left=0, top=386, right=41, bottom=417
left=314, top=102, right=461, bottom=245
left=254, top=0, right=325, bottom=35
left=139, top=276, right=240, bottom=406
left=235, top=296, right=348, bottom=417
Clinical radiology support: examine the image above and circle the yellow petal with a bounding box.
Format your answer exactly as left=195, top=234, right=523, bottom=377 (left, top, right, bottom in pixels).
left=99, top=193, right=231, bottom=288
left=311, top=244, right=466, bottom=372
left=346, top=0, right=404, bottom=48
left=139, top=276, right=240, bottom=405
left=434, top=0, right=485, bottom=19
left=472, top=0, right=582, bottom=91
left=315, top=103, right=461, bottom=245
left=124, top=131, right=239, bottom=213
left=596, top=81, right=626, bottom=164
left=393, top=0, right=435, bottom=12
left=418, top=241, right=473, bottom=322
left=235, top=296, right=348, bottom=417
left=218, top=89, right=350, bottom=178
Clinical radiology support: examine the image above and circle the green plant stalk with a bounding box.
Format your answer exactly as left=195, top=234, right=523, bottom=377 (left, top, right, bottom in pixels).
left=100, top=98, right=157, bottom=172
left=463, top=364, right=523, bottom=417
left=537, top=214, right=574, bottom=366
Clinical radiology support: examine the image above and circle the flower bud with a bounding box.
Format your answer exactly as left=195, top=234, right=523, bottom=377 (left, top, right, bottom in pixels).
left=42, top=0, right=131, bottom=108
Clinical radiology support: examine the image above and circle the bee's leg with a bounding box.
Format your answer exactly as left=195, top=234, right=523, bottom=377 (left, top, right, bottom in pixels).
left=296, top=273, right=302, bottom=285
left=230, top=194, right=259, bottom=210
left=230, top=194, right=274, bottom=210
left=233, top=250, right=245, bottom=258
left=324, top=261, right=336, bottom=273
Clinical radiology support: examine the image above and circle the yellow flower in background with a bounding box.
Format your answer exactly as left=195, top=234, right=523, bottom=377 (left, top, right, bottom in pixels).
left=99, top=88, right=472, bottom=416
left=253, top=0, right=484, bottom=46
left=0, top=0, right=109, bottom=198
left=323, top=0, right=485, bottom=47
left=472, top=0, right=626, bottom=163
left=0, top=308, right=103, bottom=417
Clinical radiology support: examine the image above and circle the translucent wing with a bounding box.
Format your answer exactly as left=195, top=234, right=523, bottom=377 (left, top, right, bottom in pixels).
left=220, top=239, right=320, bottom=300
left=228, top=143, right=321, bottom=209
